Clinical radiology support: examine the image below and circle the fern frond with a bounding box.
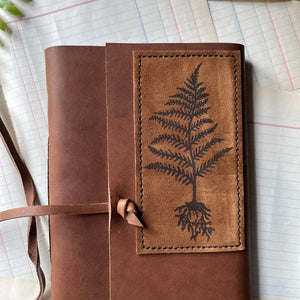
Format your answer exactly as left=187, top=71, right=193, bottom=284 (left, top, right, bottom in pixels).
left=148, top=146, right=192, bottom=168
left=193, top=138, right=224, bottom=160
left=191, top=123, right=218, bottom=145
left=145, top=162, right=194, bottom=185
left=176, top=87, right=194, bottom=99
left=169, top=93, right=193, bottom=105
left=0, top=0, right=23, bottom=32
left=195, top=82, right=203, bottom=89
left=186, top=78, right=194, bottom=85
left=150, top=134, right=190, bottom=152
left=184, top=81, right=194, bottom=91
left=195, top=147, right=232, bottom=177
left=196, top=87, right=206, bottom=94
left=193, top=107, right=210, bottom=118
left=194, top=98, right=208, bottom=109
left=190, top=118, right=213, bottom=131
left=0, top=0, right=21, bottom=16
left=149, top=116, right=188, bottom=135
left=0, top=18, right=5, bottom=31
left=190, top=63, right=202, bottom=85
left=187, top=77, right=203, bottom=88
left=196, top=92, right=209, bottom=101
left=154, top=108, right=191, bottom=120
left=165, top=99, right=193, bottom=110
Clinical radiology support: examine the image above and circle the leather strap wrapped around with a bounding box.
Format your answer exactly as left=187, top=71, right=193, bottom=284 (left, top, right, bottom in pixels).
left=0, top=116, right=46, bottom=300
left=0, top=117, right=109, bottom=299
left=117, top=199, right=143, bottom=227
left=0, top=203, right=109, bottom=222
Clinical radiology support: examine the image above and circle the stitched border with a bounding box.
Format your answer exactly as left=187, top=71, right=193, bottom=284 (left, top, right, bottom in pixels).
left=138, top=54, right=241, bottom=250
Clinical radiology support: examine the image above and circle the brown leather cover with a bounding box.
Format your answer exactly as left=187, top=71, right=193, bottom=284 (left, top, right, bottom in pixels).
left=46, top=46, right=109, bottom=300
left=133, top=50, right=245, bottom=254
left=107, top=43, right=249, bottom=299
left=45, top=43, right=249, bottom=299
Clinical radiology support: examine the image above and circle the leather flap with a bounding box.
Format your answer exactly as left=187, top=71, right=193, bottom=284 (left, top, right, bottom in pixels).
left=133, top=50, right=245, bottom=254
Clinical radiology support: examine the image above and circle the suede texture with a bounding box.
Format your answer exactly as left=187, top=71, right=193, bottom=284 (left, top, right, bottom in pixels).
left=134, top=50, right=245, bottom=254
left=43, top=43, right=249, bottom=300
left=107, top=43, right=249, bottom=300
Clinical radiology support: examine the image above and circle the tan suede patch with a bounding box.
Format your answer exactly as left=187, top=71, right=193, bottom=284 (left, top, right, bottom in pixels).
left=133, top=50, right=245, bottom=254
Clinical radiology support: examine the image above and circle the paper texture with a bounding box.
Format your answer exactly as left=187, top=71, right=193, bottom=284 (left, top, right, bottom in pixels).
left=0, top=277, right=50, bottom=300
left=0, top=0, right=217, bottom=282
left=209, top=0, right=300, bottom=90
left=0, top=0, right=299, bottom=299
left=248, top=87, right=300, bottom=300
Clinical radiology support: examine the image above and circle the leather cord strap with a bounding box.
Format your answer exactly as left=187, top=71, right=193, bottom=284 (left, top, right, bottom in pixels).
left=0, top=117, right=109, bottom=299
left=0, top=203, right=109, bottom=222
left=117, top=199, right=143, bottom=227
left=0, top=116, right=46, bottom=300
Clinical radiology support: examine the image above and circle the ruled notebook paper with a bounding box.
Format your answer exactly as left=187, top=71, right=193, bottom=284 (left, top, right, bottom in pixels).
left=248, top=88, right=300, bottom=300
left=209, top=0, right=300, bottom=90
left=0, top=0, right=217, bottom=283
left=0, top=1, right=299, bottom=299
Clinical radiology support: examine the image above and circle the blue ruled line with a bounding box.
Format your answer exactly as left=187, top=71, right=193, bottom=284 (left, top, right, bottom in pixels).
left=134, top=0, right=149, bottom=42
left=231, top=1, right=259, bottom=86
left=252, top=1, right=280, bottom=85
left=154, top=0, right=168, bottom=41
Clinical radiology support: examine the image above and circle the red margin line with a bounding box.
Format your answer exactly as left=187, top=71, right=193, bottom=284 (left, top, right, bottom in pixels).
left=0, top=159, right=35, bottom=278
left=284, top=1, right=300, bottom=49
left=188, top=0, right=201, bottom=42
left=6, top=0, right=97, bottom=24
left=249, top=121, right=300, bottom=130
left=168, top=0, right=183, bottom=42
left=0, top=230, right=14, bottom=277
left=8, top=31, right=47, bottom=160
left=16, top=24, right=48, bottom=129
left=265, top=1, right=294, bottom=90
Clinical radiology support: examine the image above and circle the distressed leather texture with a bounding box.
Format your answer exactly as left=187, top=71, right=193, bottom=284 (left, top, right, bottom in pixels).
left=133, top=50, right=245, bottom=254
left=0, top=203, right=109, bottom=222
left=44, top=43, right=249, bottom=299
left=46, top=46, right=109, bottom=300
left=107, top=43, right=249, bottom=299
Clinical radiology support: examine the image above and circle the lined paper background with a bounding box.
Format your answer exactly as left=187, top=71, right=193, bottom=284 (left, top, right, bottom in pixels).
left=248, top=88, right=300, bottom=299
left=0, top=0, right=217, bottom=283
left=0, top=1, right=299, bottom=299
left=209, top=0, right=300, bottom=90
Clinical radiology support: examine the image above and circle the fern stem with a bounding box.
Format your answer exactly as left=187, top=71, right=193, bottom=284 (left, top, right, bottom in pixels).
left=186, top=79, right=197, bottom=203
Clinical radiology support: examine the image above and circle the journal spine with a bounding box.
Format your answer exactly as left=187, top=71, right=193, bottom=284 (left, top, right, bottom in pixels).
left=46, top=46, right=109, bottom=299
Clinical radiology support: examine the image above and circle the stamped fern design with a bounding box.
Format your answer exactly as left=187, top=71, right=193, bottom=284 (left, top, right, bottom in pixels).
left=145, top=63, right=232, bottom=242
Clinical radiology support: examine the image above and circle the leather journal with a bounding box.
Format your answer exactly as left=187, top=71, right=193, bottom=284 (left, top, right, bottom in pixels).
left=0, top=43, right=250, bottom=299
